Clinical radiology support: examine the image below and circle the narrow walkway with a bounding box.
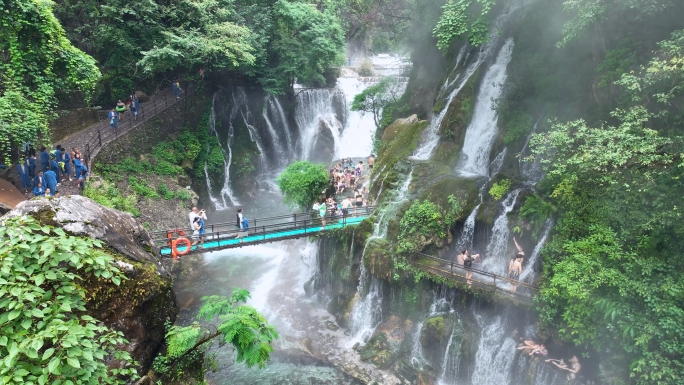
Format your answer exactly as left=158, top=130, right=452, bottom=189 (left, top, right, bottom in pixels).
left=152, top=206, right=375, bottom=257
left=411, top=252, right=539, bottom=304
left=43, top=86, right=194, bottom=196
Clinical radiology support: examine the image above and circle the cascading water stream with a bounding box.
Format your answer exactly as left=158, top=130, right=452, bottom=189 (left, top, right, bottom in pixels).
left=231, top=88, right=269, bottom=171
left=206, top=93, right=240, bottom=209
left=262, top=96, right=289, bottom=167
left=482, top=189, right=523, bottom=274
left=456, top=203, right=481, bottom=251
left=437, top=319, right=463, bottom=385
left=268, top=96, right=294, bottom=154
left=457, top=39, right=515, bottom=176
left=471, top=314, right=518, bottom=385
left=519, top=218, right=553, bottom=283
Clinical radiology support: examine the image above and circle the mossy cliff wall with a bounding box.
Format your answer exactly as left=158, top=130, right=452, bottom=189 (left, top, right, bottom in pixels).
left=4, top=196, right=178, bottom=374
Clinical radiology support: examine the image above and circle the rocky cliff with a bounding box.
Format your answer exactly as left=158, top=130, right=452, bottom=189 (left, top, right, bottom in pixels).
left=3, top=195, right=178, bottom=374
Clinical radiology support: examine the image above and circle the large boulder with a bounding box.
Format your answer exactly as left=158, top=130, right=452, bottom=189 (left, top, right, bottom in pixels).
left=359, top=316, right=412, bottom=368
left=4, top=195, right=177, bottom=374
left=310, top=119, right=337, bottom=164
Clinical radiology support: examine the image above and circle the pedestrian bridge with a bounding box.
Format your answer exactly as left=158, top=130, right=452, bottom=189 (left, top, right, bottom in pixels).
left=151, top=206, right=375, bottom=258
left=410, top=252, right=539, bottom=305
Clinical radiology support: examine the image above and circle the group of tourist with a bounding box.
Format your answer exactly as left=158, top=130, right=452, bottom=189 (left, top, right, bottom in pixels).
left=109, top=93, right=141, bottom=129
left=17, top=145, right=88, bottom=196
left=312, top=188, right=368, bottom=227
left=331, top=158, right=368, bottom=194
left=186, top=206, right=251, bottom=250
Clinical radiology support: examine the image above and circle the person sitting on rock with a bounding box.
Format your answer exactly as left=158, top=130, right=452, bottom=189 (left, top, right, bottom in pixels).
left=33, top=182, right=45, bottom=197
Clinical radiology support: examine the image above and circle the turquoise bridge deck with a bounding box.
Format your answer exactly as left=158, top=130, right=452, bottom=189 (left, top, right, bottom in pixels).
left=152, top=207, right=375, bottom=257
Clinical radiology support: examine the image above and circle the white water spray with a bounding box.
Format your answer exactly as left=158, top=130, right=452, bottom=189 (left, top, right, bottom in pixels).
left=471, top=314, right=518, bottom=385
left=519, top=218, right=553, bottom=283
left=482, top=189, right=522, bottom=274
left=206, top=93, right=240, bottom=209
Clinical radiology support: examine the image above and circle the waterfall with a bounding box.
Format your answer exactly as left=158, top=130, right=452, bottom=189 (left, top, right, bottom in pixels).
left=482, top=189, right=523, bottom=274
left=412, top=53, right=484, bottom=160
left=437, top=320, right=463, bottom=385
left=336, top=77, right=381, bottom=159
left=262, top=96, right=289, bottom=167
left=206, top=93, right=240, bottom=209
left=519, top=219, right=553, bottom=283
left=230, top=88, right=268, bottom=170
left=489, top=148, right=508, bottom=177
left=348, top=262, right=384, bottom=346
left=519, top=114, right=546, bottom=185
left=410, top=297, right=451, bottom=369
left=471, top=314, right=518, bottom=385
left=458, top=39, right=515, bottom=176
left=456, top=203, right=481, bottom=251
left=268, top=96, right=294, bottom=154
left=294, top=89, right=345, bottom=161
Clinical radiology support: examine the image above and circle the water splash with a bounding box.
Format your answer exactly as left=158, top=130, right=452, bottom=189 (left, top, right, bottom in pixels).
left=347, top=262, right=384, bottom=346
left=471, top=314, right=518, bottom=385
left=482, top=189, right=523, bottom=274
left=231, top=88, right=268, bottom=170
left=457, top=39, right=515, bottom=176
left=456, top=203, right=481, bottom=252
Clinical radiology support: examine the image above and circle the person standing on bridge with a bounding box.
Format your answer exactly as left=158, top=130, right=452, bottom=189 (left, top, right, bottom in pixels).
left=191, top=216, right=205, bottom=249
left=510, top=256, right=523, bottom=293
left=341, top=196, right=352, bottom=218
left=463, top=250, right=480, bottom=285
left=189, top=207, right=208, bottom=230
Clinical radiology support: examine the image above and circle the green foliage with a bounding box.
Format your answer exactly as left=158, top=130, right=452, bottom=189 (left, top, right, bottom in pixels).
left=158, top=184, right=175, bottom=200
left=488, top=179, right=511, bottom=200
left=397, top=195, right=462, bottom=254
left=596, top=46, right=637, bottom=88
left=0, top=215, right=137, bottom=384
left=358, top=59, right=375, bottom=77
left=262, top=0, right=345, bottom=92
left=433, top=0, right=496, bottom=51
left=351, top=77, right=404, bottom=129
left=519, top=194, right=556, bottom=234
left=175, top=189, right=192, bottom=201
left=532, top=103, right=684, bottom=383
left=128, top=177, right=159, bottom=199
left=502, top=109, right=533, bottom=144
left=153, top=289, right=277, bottom=380
left=83, top=180, right=140, bottom=216
left=0, top=0, right=100, bottom=163
left=277, top=161, right=329, bottom=210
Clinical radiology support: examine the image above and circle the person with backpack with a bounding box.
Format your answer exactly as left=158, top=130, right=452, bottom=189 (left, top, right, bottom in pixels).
left=236, top=208, right=245, bottom=229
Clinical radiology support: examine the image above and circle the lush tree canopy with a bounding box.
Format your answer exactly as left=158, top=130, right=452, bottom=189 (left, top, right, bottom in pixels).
left=351, top=77, right=403, bottom=129
left=0, top=0, right=100, bottom=164
left=433, top=0, right=496, bottom=51
left=277, top=161, right=329, bottom=210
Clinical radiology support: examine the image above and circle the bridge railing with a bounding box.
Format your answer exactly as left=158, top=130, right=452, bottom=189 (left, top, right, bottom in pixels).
left=152, top=205, right=376, bottom=252
left=411, top=252, right=539, bottom=299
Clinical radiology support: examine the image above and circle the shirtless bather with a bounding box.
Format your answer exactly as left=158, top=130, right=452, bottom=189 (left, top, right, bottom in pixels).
left=517, top=340, right=548, bottom=356
left=546, top=356, right=581, bottom=379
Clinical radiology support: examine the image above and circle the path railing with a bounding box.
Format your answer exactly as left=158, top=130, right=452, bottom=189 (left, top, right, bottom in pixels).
left=82, top=85, right=195, bottom=170
left=152, top=205, right=376, bottom=255
left=411, top=252, right=539, bottom=301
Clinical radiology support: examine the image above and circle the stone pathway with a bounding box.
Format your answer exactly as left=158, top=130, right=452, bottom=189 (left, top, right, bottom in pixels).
left=9, top=86, right=192, bottom=198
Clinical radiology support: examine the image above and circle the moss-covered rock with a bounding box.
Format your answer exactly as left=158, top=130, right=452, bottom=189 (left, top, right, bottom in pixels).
left=5, top=195, right=178, bottom=374
left=359, top=316, right=411, bottom=368
left=363, top=238, right=393, bottom=281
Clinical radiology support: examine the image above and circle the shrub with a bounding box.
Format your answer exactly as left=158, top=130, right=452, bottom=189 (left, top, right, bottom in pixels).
left=83, top=181, right=139, bottom=216
left=128, top=176, right=159, bottom=199
left=158, top=184, right=175, bottom=200
left=489, top=179, right=511, bottom=200
left=152, top=160, right=183, bottom=176
left=175, top=189, right=192, bottom=201
left=357, top=59, right=375, bottom=76
left=276, top=161, right=329, bottom=210
left=0, top=216, right=138, bottom=384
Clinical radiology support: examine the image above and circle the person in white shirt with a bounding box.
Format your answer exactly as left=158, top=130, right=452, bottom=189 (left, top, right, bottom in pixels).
left=189, top=207, right=207, bottom=229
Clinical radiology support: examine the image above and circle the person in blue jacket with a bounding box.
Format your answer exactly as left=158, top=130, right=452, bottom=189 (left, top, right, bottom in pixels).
left=49, top=156, right=61, bottom=183
left=61, top=150, right=72, bottom=181
left=17, top=158, right=32, bottom=193
left=39, top=147, right=49, bottom=171
left=28, top=154, right=36, bottom=177
left=43, top=170, right=58, bottom=196
left=34, top=170, right=45, bottom=188
left=33, top=182, right=45, bottom=197
left=55, top=146, right=63, bottom=163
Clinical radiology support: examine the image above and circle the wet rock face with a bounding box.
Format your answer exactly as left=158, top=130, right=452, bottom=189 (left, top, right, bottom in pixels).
left=310, top=120, right=336, bottom=163
left=359, top=316, right=412, bottom=368
left=5, top=195, right=177, bottom=374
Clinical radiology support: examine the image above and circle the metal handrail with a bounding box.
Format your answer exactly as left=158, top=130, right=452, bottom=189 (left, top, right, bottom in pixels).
left=150, top=205, right=377, bottom=239
left=155, top=207, right=373, bottom=252
left=82, top=84, right=194, bottom=170
left=411, top=252, right=539, bottom=298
